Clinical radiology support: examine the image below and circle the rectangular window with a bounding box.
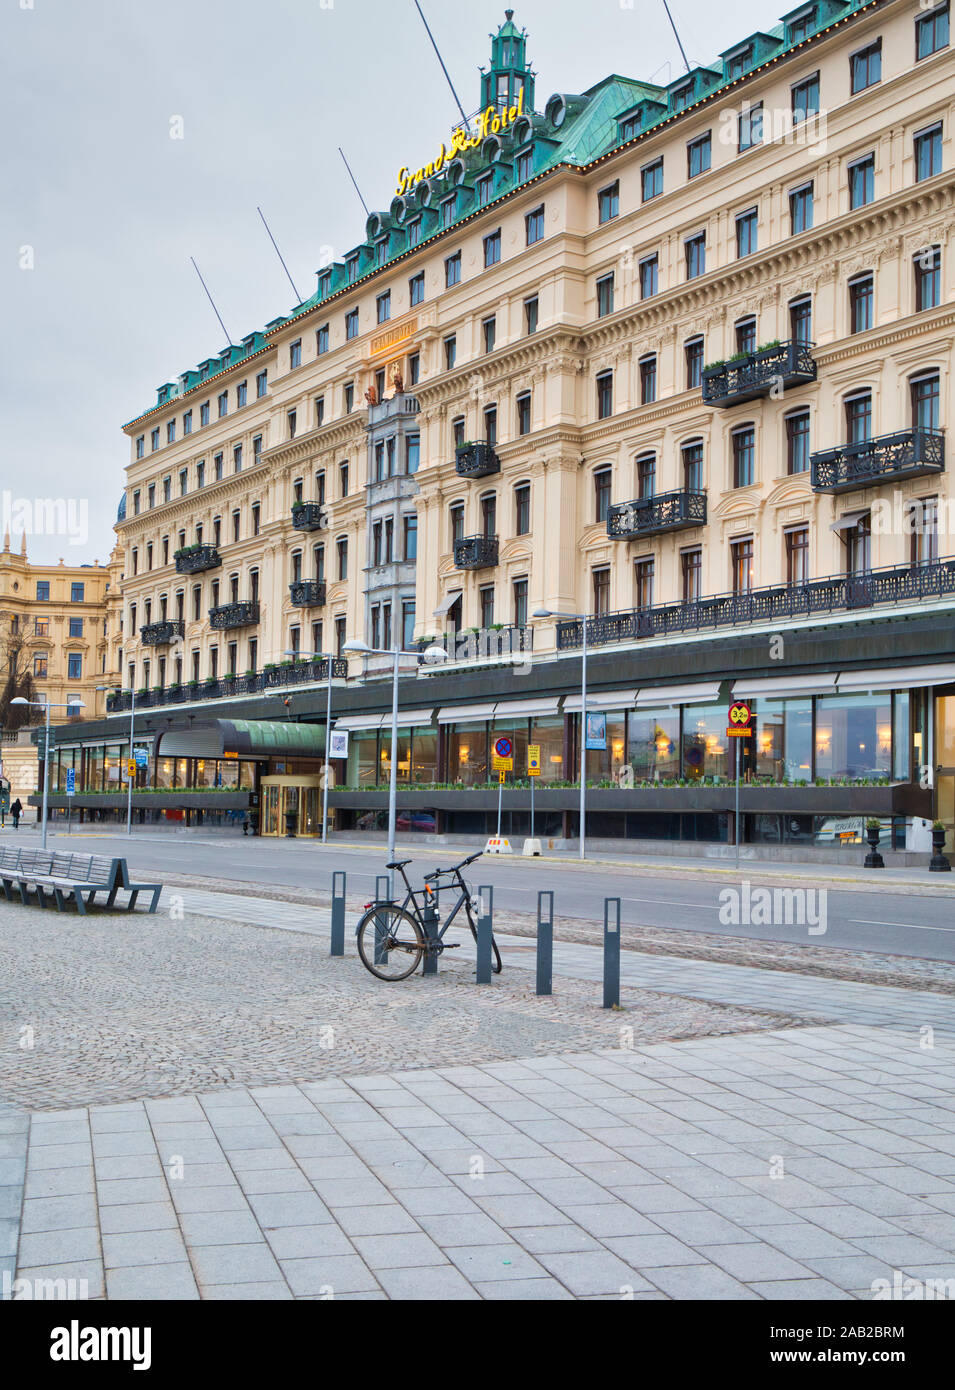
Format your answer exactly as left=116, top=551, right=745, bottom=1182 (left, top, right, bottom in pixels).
left=200, top=401, right=211, bottom=425
left=337, top=537, right=348, bottom=581
left=846, top=393, right=872, bottom=444
left=731, top=536, right=754, bottom=593
left=483, top=317, right=497, bottom=353
left=290, top=339, right=302, bottom=368
left=786, top=410, right=811, bottom=475
left=477, top=175, right=492, bottom=207
left=409, top=272, right=425, bottom=307
left=524, top=296, right=539, bottom=335
left=733, top=428, right=755, bottom=488
left=287, top=409, right=297, bottom=439
left=68, top=653, right=82, bottom=680
left=347, top=256, right=359, bottom=284
left=598, top=181, right=620, bottom=223
left=344, top=383, right=354, bottom=413
left=444, top=335, right=457, bottom=371
left=525, top=205, right=545, bottom=245
left=316, top=324, right=329, bottom=355
left=69, top=617, right=84, bottom=638
left=634, top=558, right=654, bottom=610
left=345, top=309, right=359, bottom=340
left=592, top=567, right=610, bottom=617
left=484, top=406, right=497, bottom=446
left=786, top=526, right=810, bottom=586
left=376, top=291, right=391, bottom=324
left=916, top=245, right=942, bottom=311
left=915, top=124, right=943, bottom=181
left=70, top=581, right=85, bottom=603
left=236, top=382, right=246, bottom=408
left=233, top=444, right=242, bottom=472
left=851, top=40, right=882, bottom=93
left=403, top=514, right=418, bottom=561
left=517, top=148, right=533, bottom=181
left=515, top=484, right=530, bottom=535
left=849, top=154, right=875, bottom=209
left=596, top=371, right=613, bottom=420
left=639, top=254, right=658, bottom=299
left=736, top=318, right=757, bottom=355
left=640, top=355, right=657, bottom=405
left=167, top=420, right=176, bottom=444
left=682, top=548, right=702, bottom=603
left=789, top=182, right=814, bottom=234
left=405, top=433, right=420, bottom=475
left=792, top=73, right=820, bottom=125
left=637, top=453, right=656, bottom=500
left=727, top=45, right=753, bottom=79
left=687, top=132, right=711, bottom=178
left=218, top=392, right=228, bottom=418
left=480, top=586, right=495, bottom=629
left=408, top=218, right=421, bottom=247
left=736, top=208, right=758, bottom=258
left=641, top=159, right=663, bottom=202
left=916, top=3, right=949, bottom=60
left=849, top=273, right=874, bottom=333
left=517, top=392, right=531, bottom=435
left=445, top=251, right=461, bottom=288
left=179, top=468, right=188, bottom=496
left=402, top=601, right=416, bottom=652
left=685, top=338, right=704, bottom=390
left=340, top=461, right=349, bottom=496
left=196, top=460, right=205, bottom=488
left=910, top=497, right=939, bottom=566
left=685, top=232, right=706, bottom=279
left=513, top=577, right=528, bottom=629
left=409, top=353, right=420, bottom=386
left=135, top=436, right=144, bottom=459
left=483, top=230, right=502, bottom=268
left=596, top=273, right=615, bottom=318
left=912, top=373, right=941, bottom=432
left=790, top=296, right=812, bottom=344
left=450, top=503, right=465, bottom=546
left=738, top=102, right=763, bottom=152
left=256, top=371, right=267, bottom=398
left=594, top=468, right=612, bottom=523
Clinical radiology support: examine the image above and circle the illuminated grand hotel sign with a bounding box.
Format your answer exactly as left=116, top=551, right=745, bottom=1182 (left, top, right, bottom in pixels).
left=394, top=88, right=526, bottom=198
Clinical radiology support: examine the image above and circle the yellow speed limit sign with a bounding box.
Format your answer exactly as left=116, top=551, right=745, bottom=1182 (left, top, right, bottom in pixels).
left=527, top=744, right=541, bottom=777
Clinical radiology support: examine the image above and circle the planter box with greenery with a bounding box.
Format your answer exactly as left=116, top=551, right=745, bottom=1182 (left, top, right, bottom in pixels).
left=701, top=339, right=816, bottom=408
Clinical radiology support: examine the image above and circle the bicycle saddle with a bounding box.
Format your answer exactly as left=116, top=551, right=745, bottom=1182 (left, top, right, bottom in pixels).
left=385, top=859, right=413, bottom=870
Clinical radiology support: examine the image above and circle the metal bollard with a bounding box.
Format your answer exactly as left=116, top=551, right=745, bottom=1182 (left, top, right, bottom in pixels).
left=536, top=890, right=553, bottom=996
left=373, top=874, right=390, bottom=966
left=603, top=898, right=621, bottom=1009
left=476, top=884, right=493, bottom=984
left=421, top=888, right=440, bottom=976
left=330, top=870, right=346, bottom=957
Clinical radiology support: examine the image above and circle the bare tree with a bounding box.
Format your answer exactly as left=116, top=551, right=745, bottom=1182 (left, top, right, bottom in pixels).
left=0, top=612, right=41, bottom=731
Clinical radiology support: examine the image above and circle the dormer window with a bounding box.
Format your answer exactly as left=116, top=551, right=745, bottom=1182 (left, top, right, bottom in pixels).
left=788, top=6, right=816, bottom=45
left=318, top=271, right=331, bottom=297
left=477, top=175, right=493, bottom=207
left=440, top=196, right=456, bottom=228
left=671, top=81, right=693, bottom=110
left=408, top=218, right=422, bottom=247
left=516, top=146, right=533, bottom=180
left=726, top=45, right=753, bottom=79
left=347, top=256, right=359, bottom=284
left=619, top=115, right=639, bottom=141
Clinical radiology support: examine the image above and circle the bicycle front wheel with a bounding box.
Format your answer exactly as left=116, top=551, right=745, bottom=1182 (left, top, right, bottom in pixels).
left=356, top=904, right=425, bottom=981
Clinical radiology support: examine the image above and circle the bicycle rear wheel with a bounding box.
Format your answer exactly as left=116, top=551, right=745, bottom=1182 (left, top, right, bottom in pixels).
left=356, top=904, right=425, bottom=981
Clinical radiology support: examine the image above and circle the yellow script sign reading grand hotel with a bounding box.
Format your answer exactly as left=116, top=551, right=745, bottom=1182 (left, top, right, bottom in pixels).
left=394, top=89, right=525, bottom=198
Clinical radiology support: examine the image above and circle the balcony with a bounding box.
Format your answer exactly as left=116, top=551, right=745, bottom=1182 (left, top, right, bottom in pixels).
left=104, top=658, right=348, bottom=713
left=701, top=340, right=816, bottom=408
left=291, top=502, right=326, bottom=532
left=174, top=544, right=221, bottom=575
left=209, top=600, right=260, bottom=630
left=811, top=429, right=945, bottom=494
left=455, top=442, right=500, bottom=479
left=430, top=625, right=533, bottom=664
left=608, top=490, right=707, bottom=541
left=289, top=580, right=326, bottom=607
left=140, top=620, right=185, bottom=646
left=554, top=557, right=955, bottom=649
left=454, top=535, right=499, bottom=570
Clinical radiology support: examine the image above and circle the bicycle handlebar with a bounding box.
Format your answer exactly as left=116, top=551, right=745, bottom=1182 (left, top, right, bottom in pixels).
left=422, top=851, right=483, bottom=883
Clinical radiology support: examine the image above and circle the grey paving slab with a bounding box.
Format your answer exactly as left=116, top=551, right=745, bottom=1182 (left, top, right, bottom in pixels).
left=105, top=1262, right=199, bottom=1300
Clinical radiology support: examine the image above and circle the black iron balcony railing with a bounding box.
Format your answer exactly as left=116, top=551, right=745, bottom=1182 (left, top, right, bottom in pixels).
left=608, top=490, right=707, bottom=540
left=455, top=442, right=501, bottom=478
left=174, top=544, right=221, bottom=575
left=140, top=620, right=185, bottom=646
left=104, top=658, right=348, bottom=713
left=811, top=429, right=945, bottom=494
left=454, top=535, right=499, bottom=569
left=555, top=557, right=955, bottom=650
left=431, top=625, right=533, bottom=663
left=289, top=580, right=326, bottom=607
left=209, top=600, right=260, bottom=630
left=701, top=340, right=816, bottom=408
left=291, top=502, right=326, bottom=531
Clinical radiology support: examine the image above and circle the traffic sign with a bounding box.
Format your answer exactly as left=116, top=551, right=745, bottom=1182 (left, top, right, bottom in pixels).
left=527, top=744, right=541, bottom=778
left=491, top=735, right=513, bottom=772
left=727, top=701, right=754, bottom=738
left=127, top=759, right=137, bottom=777
left=66, top=768, right=76, bottom=796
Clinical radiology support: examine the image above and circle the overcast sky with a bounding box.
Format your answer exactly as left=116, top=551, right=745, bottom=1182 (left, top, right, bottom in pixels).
left=4, top=0, right=786, bottom=565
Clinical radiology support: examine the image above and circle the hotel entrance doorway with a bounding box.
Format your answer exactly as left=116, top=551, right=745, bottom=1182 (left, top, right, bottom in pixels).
left=260, top=775, right=324, bottom=837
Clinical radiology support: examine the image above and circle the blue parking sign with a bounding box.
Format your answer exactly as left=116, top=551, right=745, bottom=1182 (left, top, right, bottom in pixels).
left=66, top=768, right=76, bottom=796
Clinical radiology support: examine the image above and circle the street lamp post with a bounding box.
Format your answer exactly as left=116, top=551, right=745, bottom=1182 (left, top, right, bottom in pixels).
left=533, top=607, right=590, bottom=861
left=97, top=684, right=135, bottom=837
left=343, top=638, right=447, bottom=893
left=10, top=696, right=85, bottom=851
left=282, top=650, right=340, bottom=844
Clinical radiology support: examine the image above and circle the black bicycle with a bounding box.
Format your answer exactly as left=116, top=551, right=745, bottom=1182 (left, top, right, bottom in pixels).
left=356, top=853, right=503, bottom=981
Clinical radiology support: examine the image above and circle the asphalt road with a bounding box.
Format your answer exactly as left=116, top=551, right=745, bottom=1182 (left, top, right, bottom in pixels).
left=6, top=825, right=955, bottom=965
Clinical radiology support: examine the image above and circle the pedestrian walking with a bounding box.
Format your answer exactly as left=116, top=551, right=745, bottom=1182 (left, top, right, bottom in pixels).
left=11, top=798, right=22, bottom=830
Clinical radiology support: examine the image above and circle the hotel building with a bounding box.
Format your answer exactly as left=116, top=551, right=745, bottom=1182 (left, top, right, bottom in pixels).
left=40, top=1, right=955, bottom=852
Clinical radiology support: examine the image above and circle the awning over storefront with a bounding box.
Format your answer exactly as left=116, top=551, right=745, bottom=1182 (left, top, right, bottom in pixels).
left=155, top=718, right=325, bottom=759
left=492, top=697, right=562, bottom=718
left=633, top=682, right=722, bottom=708
left=437, top=702, right=498, bottom=724
left=336, top=707, right=436, bottom=731
left=836, top=664, right=955, bottom=693
left=732, top=673, right=838, bottom=699
left=563, top=689, right=639, bottom=713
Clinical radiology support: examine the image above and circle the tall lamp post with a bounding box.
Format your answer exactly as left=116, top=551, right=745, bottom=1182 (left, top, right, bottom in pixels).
left=343, top=638, right=447, bottom=891
left=282, top=649, right=342, bottom=844
left=10, top=696, right=85, bottom=851
left=532, top=607, right=590, bottom=861
left=97, top=684, right=136, bottom=837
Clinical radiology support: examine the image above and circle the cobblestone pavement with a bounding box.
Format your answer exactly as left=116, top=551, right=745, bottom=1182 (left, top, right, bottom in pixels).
left=6, top=1027, right=955, bottom=1301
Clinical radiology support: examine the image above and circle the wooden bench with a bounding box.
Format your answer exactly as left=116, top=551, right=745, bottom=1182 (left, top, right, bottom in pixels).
left=0, top=848, right=162, bottom=914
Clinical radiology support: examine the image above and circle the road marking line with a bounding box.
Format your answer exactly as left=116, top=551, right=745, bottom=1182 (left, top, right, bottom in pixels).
left=849, top=918, right=955, bottom=934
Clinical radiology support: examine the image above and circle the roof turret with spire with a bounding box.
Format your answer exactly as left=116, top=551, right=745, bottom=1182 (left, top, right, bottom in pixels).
left=481, top=10, right=535, bottom=115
